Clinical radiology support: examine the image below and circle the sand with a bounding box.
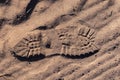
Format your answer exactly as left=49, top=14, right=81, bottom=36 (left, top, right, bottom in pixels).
left=0, top=0, right=120, bottom=80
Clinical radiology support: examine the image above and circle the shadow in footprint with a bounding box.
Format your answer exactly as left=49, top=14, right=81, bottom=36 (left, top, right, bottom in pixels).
left=11, top=51, right=45, bottom=62
left=11, top=50, right=99, bottom=62
left=61, top=50, right=99, bottom=59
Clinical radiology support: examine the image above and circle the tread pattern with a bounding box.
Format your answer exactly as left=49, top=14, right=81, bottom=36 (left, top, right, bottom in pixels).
left=57, top=26, right=99, bottom=56
left=12, top=32, right=42, bottom=57
left=11, top=26, right=99, bottom=58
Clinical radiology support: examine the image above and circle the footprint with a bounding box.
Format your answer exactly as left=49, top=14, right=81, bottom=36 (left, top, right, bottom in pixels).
left=57, top=26, right=100, bottom=56
left=11, top=32, right=42, bottom=58
left=11, top=26, right=100, bottom=58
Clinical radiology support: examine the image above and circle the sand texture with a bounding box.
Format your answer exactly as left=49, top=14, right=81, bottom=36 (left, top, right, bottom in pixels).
left=0, top=0, right=120, bottom=80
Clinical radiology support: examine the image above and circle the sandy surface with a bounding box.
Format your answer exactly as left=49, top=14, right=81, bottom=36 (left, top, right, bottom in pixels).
left=0, top=0, right=120, bottom=80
